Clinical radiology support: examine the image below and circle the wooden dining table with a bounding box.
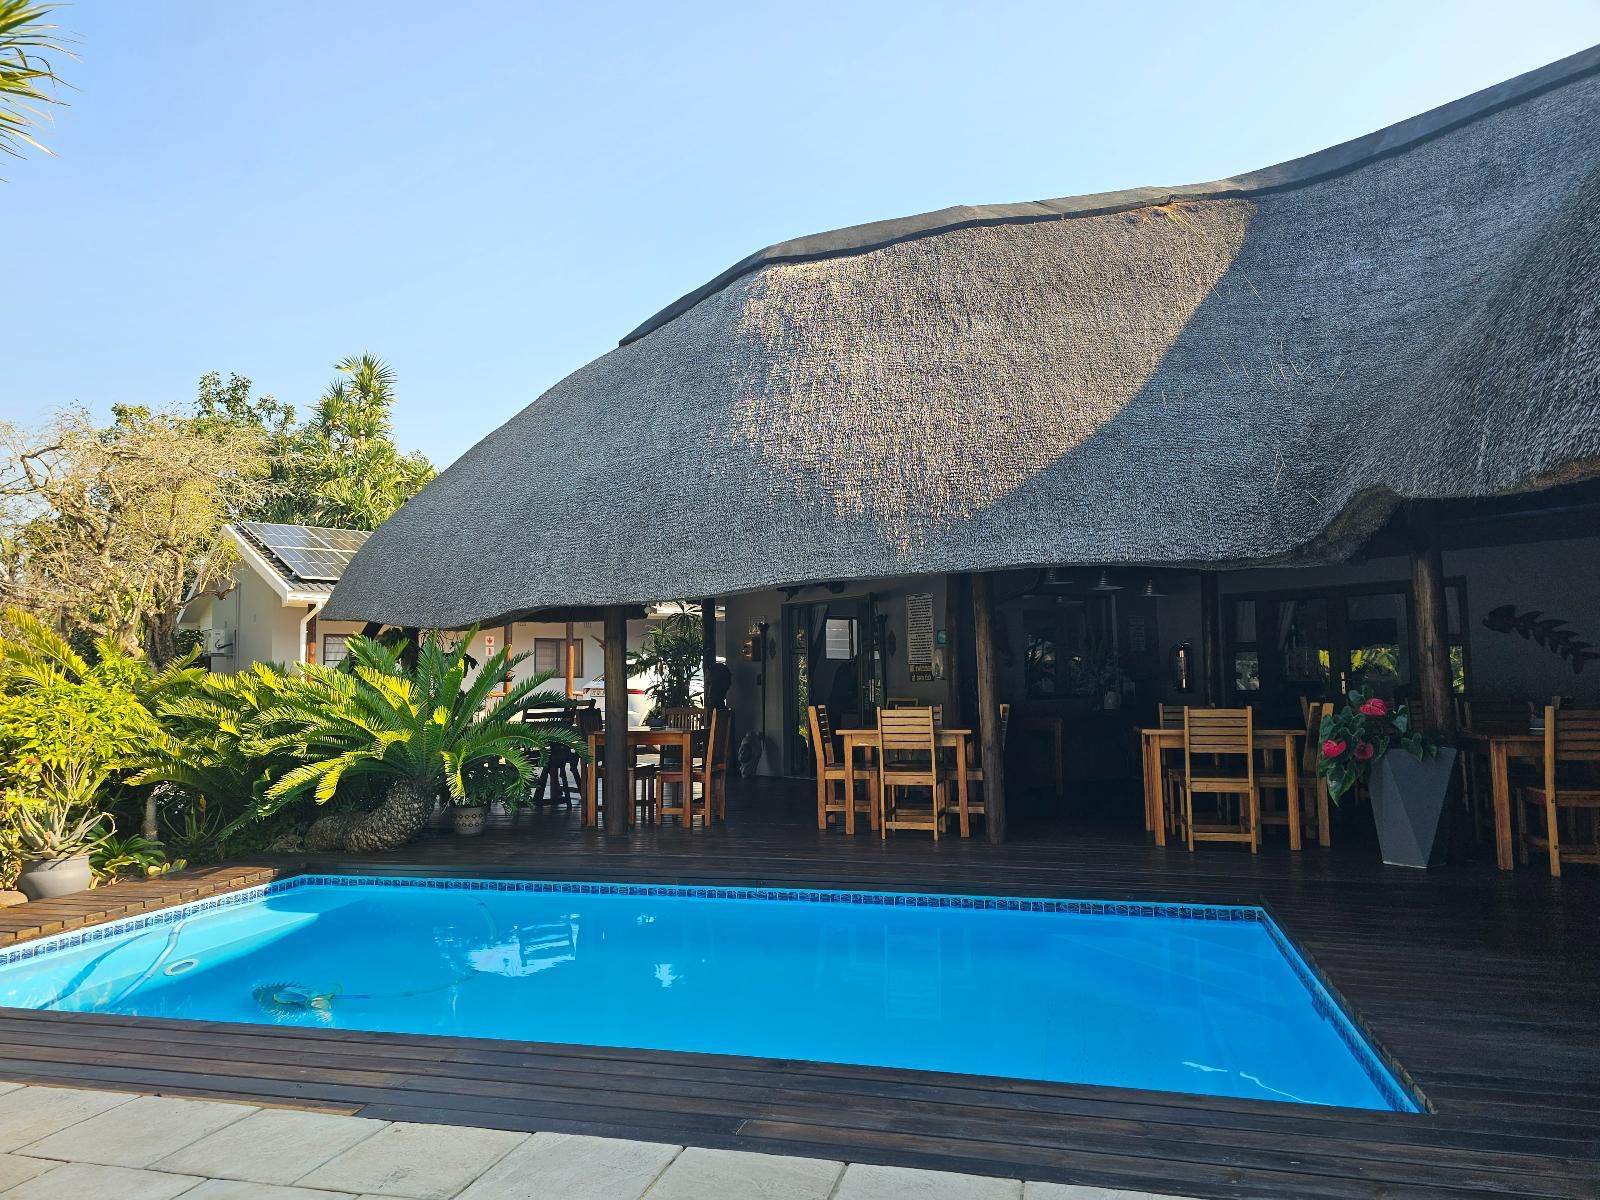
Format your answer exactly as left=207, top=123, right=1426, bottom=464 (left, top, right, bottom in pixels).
left=836, top=727, right=972, bottom=835
left=1459, top=730, right=1542, bottom=871
left=582, top=727, right=696, bottom=830
left=1139, top=727, right=1322, bottom=850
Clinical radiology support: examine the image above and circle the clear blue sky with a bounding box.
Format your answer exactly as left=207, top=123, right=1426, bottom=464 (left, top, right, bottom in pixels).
left=5, top=1, right=1598, bottom=468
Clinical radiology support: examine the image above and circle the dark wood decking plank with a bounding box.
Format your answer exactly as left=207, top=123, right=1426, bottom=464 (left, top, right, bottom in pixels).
left=0, top=783, right=1592, bottom=1200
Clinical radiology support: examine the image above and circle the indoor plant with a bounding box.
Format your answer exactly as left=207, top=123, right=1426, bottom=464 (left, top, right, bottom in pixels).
left=627, top=607, right=704, bottom=722
left=1318, top=690, right=1455, bottom=868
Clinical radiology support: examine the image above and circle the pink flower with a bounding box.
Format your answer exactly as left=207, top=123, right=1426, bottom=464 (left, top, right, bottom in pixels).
left=1322, top=738, right=1347, bottom=759
left=1359, top=697, right=1388, bottom=717
left=1354, top=741, right=1375, bottom=761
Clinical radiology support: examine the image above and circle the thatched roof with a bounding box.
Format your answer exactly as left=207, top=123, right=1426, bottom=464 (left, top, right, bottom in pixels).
left=327, top=46, right=1600, bottom=628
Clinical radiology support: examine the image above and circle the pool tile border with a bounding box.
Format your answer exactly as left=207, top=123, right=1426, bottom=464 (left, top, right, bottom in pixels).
left=0, top=871, right=1419, bottom=1113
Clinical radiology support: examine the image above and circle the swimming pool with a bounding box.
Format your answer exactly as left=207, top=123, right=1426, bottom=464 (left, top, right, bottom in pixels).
left=0, top=875, right=1416, bottom=1111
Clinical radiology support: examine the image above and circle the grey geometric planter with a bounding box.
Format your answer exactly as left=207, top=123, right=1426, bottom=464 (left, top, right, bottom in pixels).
left=1369, top=746, right=1459, bottom=868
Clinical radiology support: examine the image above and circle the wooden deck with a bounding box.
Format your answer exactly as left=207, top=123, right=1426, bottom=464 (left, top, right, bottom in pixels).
left=0, top=861, right=293, bottom=945
left=0, top=782, right=1594, bottom=1199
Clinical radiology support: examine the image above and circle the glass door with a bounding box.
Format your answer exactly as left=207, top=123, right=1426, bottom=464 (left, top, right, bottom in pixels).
left=1227, top=581, right=1467, bottom=720
left=783, top=598, right=874, bottom=776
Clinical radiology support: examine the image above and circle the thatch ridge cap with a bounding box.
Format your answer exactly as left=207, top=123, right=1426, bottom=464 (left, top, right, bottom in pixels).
left=620, top=41, right=1600, bottom=347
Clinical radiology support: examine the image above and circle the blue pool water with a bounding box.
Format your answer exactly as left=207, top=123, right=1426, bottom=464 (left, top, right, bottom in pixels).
left=0, top=876, right=1415, bottom=1111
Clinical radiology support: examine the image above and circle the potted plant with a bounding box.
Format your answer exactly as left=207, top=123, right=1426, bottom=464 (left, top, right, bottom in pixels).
left=628, top=607, right=705, bottom=724
left=7, top=761, right=115, bottom=901
left=456, top=759, right=523, bottom=836
left=1318, top=690, right=1456, bottom=868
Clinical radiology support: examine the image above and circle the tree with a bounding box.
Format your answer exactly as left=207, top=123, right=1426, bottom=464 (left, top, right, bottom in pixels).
left=192, top=357, right=434, bottom=530
left=0, top=0, right=73, bottom=165
left=0, top=405, right=269, bottom=662
left=278, top=355, right=435, bottom=529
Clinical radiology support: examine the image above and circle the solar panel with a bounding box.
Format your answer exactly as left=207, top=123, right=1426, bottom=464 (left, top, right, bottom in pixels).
left=241, top=522, right=368, bottom=583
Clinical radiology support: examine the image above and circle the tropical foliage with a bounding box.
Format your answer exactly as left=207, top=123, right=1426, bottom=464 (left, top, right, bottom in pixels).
left=1316, top=689, right=1437, bottom=803
left=131, top=661, right=299, bottom=839
left=0, top=0, right=72, bottom=164
left=0, top=616, right=586, bottom=886
left=250, top=631, right=581, bottom=851
left=91, top=834, right=182, bottom=883
left=627, top=608, right=704, bottom=716
left=258, top=632, right=570, bottom=805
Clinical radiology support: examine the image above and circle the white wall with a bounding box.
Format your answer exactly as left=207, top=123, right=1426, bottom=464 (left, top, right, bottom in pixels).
left=191, top=570, right=312, bottom=674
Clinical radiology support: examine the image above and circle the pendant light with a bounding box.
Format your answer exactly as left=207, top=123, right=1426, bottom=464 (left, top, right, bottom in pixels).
left=1091, top=568, right=1122, bottom=592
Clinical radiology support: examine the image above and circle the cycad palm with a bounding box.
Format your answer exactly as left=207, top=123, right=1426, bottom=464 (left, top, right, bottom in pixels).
left=129, top=663, right=296, bottom=838
left=253, top=630, right=580, bottom=851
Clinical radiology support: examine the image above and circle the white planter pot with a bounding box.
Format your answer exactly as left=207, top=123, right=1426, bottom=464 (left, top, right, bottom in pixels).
left=17, top=854, right=93, bottom=901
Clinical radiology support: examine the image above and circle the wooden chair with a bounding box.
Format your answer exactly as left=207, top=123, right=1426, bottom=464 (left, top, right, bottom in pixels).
left=943, top=703, right=1007, bottom=838
left=1157, top=703, right=1187, bottom=835
left=591, top=738, right=657, bottom=826
left=1517, top=706, right=1600, bottom=876
left=1175, top=707, right=1259, bottom=853
left=660, top=707, right=706, bottom=730
left=809, top=705, right=875, bottom=831
left=1461, top=698, right=1537, bottom=841
left=690, top=706, right=731, bottom=826
left=878, top=707, right=942, bottom=840
left=1257, top=701, right=1329, bottom=847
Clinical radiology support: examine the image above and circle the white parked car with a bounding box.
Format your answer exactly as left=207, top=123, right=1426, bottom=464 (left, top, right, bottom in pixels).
left=578, top=682, right=653, bottom=728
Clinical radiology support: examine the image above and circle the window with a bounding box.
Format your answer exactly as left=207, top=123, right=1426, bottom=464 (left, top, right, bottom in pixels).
left=321, top=634, right=352, bottom=667
left=534, top=637, right=580, bottom=677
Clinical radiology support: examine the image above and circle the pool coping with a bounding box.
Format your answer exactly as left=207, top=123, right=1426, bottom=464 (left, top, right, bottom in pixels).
left=0, top=869, right=1423, bottom=1116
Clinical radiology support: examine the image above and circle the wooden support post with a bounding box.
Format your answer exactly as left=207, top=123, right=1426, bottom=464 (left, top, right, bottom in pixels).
left=701, top=597, right=717, bottom=706
left=1409, top=502, right=1459, bottom=743
left=564, top=619, right=576, bottom=697
left=1200, top=573, right=1222, bottom=706
left=305, top=613, right=318, bottom=665
left=603, top=605, right=630, bottom=836
left=501, top=622, right=513, bottom=695
left=971, top=572, right=1007, bottom=844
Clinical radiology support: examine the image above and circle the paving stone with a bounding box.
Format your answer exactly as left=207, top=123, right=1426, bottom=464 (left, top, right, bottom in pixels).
left=18, top=1094, right=257, bottom=1167
left=0, top=1082, right=24, bottom=1094
left=155, top=1107, right=388, bottom=1183
left=1022, top=1185, right=1156, bottom=1200
left=0, top=1161, right=202, bottom=1200
left=645, top=1146, right=840, bottom=1200
left=454, top=1132, right=680, bottom=1199
left=183, top=1181, right=360, bottom=1199
left=0, top=1153, right=56, bottom=1190
left=834, top=1162, right=1023, bottom=1200
left=0, top=1085, right=137, bottom=1153
left=298, top=1120, right=527, bottom=1199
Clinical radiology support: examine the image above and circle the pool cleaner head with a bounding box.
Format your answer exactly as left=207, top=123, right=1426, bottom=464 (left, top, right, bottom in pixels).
left=253, top=982, right=339, bottom=1018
